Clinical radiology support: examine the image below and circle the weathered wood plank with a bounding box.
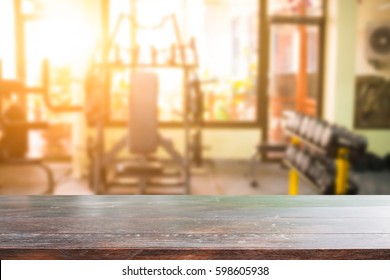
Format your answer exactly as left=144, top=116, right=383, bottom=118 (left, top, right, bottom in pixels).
left=1, top=218, right=389, bottom=234
left=0, top=196, right=389, bottom=260
left=1, top=249, right=390, bottom=260
left=1, top=233, right=390, bottom=249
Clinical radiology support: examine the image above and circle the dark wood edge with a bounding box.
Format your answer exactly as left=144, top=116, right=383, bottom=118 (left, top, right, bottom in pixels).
left=1, top=249, right=389, bottom=260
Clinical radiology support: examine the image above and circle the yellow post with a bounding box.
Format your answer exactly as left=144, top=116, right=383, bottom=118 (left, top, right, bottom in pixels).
left=289, top=137, right=300, bottom=195
left=289, top=169, right=299, bottom=195
left=336, top=148, right=350, bottom=195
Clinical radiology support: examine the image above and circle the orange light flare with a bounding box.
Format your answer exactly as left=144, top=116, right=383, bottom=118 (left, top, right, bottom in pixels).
left=26, top=1, right=100, bottom=70
left=0, top=0, right=16, bottom=78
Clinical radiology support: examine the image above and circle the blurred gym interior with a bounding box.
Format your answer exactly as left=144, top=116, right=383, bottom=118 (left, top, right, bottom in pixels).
left=0, top=0, right=389, bottom=196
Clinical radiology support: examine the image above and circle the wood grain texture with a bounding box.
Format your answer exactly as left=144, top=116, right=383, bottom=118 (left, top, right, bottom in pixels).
left=0, top=196, right=389, bottom=260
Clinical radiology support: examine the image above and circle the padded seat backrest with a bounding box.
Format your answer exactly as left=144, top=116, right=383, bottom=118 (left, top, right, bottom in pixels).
left=128, top=72, right=159, bottom=154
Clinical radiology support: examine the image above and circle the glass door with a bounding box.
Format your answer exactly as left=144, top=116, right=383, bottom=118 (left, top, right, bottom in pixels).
left=263, top=0, right=325, bottom=160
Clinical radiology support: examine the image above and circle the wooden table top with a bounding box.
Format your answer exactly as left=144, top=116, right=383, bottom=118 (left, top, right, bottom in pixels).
left=1, top=196, right=390, bottom=260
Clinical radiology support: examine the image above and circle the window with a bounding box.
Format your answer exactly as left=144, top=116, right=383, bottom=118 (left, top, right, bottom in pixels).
left=108, top=0, right=259, bottom=124
left=15, top=0, right=101, bottom=158
left=201, top=0, right=258, bottom=123
left=9, top=0, right=325, bottom=139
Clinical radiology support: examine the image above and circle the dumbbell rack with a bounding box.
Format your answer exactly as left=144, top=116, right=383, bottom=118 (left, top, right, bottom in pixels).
left=284, top=130, right=351, bottom=195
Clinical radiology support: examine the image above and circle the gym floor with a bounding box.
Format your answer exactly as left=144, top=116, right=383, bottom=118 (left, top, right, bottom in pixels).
left=0, top=160, right=389, bottom=196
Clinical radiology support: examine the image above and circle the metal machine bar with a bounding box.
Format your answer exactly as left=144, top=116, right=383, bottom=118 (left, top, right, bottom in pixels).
left=288, top=137, right=301, bottom=195
left=336, top=148, right=350, bottom=195
left=289, top=169, right=299, bottom=196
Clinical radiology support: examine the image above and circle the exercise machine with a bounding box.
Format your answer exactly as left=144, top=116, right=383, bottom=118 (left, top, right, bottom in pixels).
left=85, top=13, right=199, bottom=194
left=0, top=63, right=54, bottom=194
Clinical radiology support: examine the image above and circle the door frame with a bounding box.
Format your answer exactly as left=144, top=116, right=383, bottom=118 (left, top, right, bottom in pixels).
left=259, top=0, right=327, bottom=161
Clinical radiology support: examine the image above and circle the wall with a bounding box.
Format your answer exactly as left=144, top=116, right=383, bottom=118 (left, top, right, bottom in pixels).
left=355, top=0, right=390, bottom=156
left=324, top=0, right=390, bottom=156
left=324, top=0, right=358, bottom=126
left=103, top=128, right=259, bottom=161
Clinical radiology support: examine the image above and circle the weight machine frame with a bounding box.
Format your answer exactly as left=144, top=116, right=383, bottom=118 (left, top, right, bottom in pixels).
left=0, top=65, right=55, bottom=195
left=86, top=12, right=199, bottom=194
left=6, top=0, right=204, bottom=194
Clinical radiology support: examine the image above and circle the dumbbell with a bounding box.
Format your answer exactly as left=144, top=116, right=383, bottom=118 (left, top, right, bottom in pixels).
left=316, top=171, right=335, bottom=195
left=319, top=124, right=342, bottom=156
left=318, top=155, right=336, bottom=172
left=300, top=117, right=325, bottom=144
left=298, top=116, right=311, bottom=138
left=285, top=144, right=298, bottom=164
left=307, top=159, right=320, bottom=180
left=307, top=164, right=325, bottom=188
left=337, top=128, right=368, bottom=154
left=306, top=155, right=319, bottom=174
left=320, top=124, right=336, bottom=148
left=300, top=149, right=312, bottom=174
left=285, top=112, right=302, bottom=133
left=294, top=149, right=305, bottom=169
left=299, top=116, right=311, bottom=139
left=294, top=148, right=314, bottom=176
left=385, top=153, right=390, bottom=170
left=288, top=114, right=367, bottom=157
left=317, top=157, right=336, bottom=191
left=310, top=155, right=337, bottom=194
left=303, top=118, right=314, bottom=141
left=318, top=125, right=367, bottom=156
left=286, top=146, right=323, bottom=192
left=312, top=120, right=326, bottom=146
left=305, top=118, right=321, bottom=142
